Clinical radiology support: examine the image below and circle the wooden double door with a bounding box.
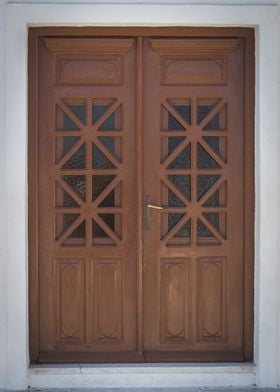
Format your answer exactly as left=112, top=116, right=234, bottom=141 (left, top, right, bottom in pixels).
left=29, top=29, right=254, bottom=363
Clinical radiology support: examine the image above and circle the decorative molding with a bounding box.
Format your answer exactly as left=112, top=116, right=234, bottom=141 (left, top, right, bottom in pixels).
left=44, top=38, right=134, bottom=54
left=151, top=39, right=240, bottom=55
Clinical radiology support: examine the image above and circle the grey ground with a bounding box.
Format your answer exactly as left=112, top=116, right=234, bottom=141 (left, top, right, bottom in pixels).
left=1, top=388, right=278, bottom=392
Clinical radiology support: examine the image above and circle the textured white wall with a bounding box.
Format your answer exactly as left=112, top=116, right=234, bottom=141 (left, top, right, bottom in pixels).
left=0, top=0, right=8, bottom=389
left=1, top=1, right=280, bottom=390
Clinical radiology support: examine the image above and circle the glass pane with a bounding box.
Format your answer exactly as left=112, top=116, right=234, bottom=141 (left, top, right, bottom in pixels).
left=62, top=214, right=79, bottom=232
left=167, top=143, right=191, bottom=169
left=62, top=143, right=86, bottom=169
left=63, top=113, right=80, bottom=130
left=197, top=143, right=220, bottom=169
left=99, top=213, right=115, bottom=232
left=99, top=190, right=115, bottom=207
left=168, top=189, right=185, bottom=207
left=168, top=136, right=185, bottom=155
left=168, top=213, right=185, bottom=232
left=174, top=218, right=191, bottom=238
left=92, top=144, right=115, bottom=169
left=69, top=220, right=85, bottom=238
left=68, top=104, right=86, bottom=125
left=197, top=104, right=216, bottom=124
left=92, top=104, right=110, bottom=124
left=168, top=175, right=191, bottom=201
left=98, top=137, right=115, bottom=155
left=92, top=175, right=115, bottom=201
left=63, top=175, right=86, bottom=201
left=92, top=220, right=109, bottom=238
left=168, top=112, right=185, bottom=130
left=56, top=183, right=79, bottom=207
left=203, top=212, right=220, bottom=231
left=203, top=181, right=227, bottom=207
left=197, top=175, right=220, bottom=201
left=197, top=218, right=214, bottom=238
left=172, top=104, right=191, bottom=124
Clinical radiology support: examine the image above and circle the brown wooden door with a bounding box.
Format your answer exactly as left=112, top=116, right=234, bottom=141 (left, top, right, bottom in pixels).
left=30, top=30, right=254, bottom=363
left=142, top=38, right=246, bottom=361
left=36, top=37, right=142, bottom=363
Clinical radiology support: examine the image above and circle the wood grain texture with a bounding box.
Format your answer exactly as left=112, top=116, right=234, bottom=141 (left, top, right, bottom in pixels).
left=28, top=27, right=254, bottom=364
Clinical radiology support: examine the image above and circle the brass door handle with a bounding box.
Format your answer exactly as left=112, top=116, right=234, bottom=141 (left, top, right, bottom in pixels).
left=147, top=204, right=163, bottom=210
left=145, top=195, right=162, bottom=230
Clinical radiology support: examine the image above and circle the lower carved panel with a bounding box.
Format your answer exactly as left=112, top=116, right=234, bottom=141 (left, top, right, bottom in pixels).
left=197, top=257, right=227, bottom=341
left=160, top=258, right=190, bottom=342
left=54, top=258, right=85, bottom=343
left=93, top=258, right=123, bottom=342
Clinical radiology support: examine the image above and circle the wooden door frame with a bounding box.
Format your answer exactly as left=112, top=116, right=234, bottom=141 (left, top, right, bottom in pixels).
left=28, top=26, right=254, bottom=363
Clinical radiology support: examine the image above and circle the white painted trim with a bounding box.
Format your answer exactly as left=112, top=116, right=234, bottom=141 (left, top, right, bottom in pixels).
left=2, top=2, right=280, bottom=390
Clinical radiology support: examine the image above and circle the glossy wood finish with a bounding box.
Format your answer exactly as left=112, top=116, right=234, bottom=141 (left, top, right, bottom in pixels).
left=29, top=27, right=254, bottom=364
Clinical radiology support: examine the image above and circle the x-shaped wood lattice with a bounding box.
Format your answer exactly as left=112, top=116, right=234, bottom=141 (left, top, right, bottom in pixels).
left=55, top=98, right=122, bottom=246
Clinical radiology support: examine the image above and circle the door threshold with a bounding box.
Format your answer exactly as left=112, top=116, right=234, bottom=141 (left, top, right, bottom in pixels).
left=29, top=363, right=256, bottom=389
left=30, top=362, right=255, bottom=374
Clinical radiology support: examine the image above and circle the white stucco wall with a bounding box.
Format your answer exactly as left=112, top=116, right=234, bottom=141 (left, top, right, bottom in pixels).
left=1, top=0, right=280, bottom=390
left=0, top=0, right=8, bottom=389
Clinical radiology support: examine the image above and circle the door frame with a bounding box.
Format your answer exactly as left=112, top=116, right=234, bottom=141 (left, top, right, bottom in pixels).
left=28, top=26, right=254, bottom=363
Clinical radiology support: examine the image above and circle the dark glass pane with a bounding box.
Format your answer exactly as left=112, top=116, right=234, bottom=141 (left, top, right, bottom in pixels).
left=99, top=190, right=115, bottom=207
left=197, top=175, right=220, bottom=201
left=92, top=105, right=110, bottom=124
left=175, top=218, right=191, bottom=238
left=68, top=104, right=86, bottom=125
left=62, top=189, right=79, bottom=207
left=92, top=144, right=115, bottom=169
left=203, top=189, right=220, bottom=207
left=168, top=112, right=184, bottom=130
left=203, top=212, right=219, bottom=231
left=168, top=143, right=191, bottom=169
left=168, top=175, right=191, bottom=201
left=197, top=143, right=220, bottom=169
left=69, top=220, right=85, bottom=238
left=168, top=213, right=185, bottom=232
left=168, top=136, right=185, bottom=155
left=92, top=175, right=115, bottom=201
left=197, top=104, right=215, bottom=124
left=99, top=213, right=115, bottom=232
left=197, top=218, right=214, bottom=238
left=63, top=175, right=86, bottom=201
left=168, top=189, right=185, bottom=207
left=62, top=144, right=86, bottom=169
left=63, top=113, right=80, bottom=130
left=98, top=137, right=116, bottom=155
left=172, top=105, right=191, bottom=124
left=92, top=220, right=109, bottom=238
left=203, top=136, right=220, bottom=155
left=203, top=113, right=220, bottom=131
left=62, top=214, right=79, bottom=233
left=62, top=136, right=80, bottom=156
left=99, top=113, right=115, bottom=130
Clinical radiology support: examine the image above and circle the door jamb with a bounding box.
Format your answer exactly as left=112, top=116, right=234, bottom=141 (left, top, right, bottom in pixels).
left=28, top=26, right=254, bottom=363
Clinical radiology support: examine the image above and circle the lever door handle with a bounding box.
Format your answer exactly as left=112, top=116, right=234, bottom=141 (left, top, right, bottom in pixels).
left=147, top=204, right=163, bottom=210
left=145, top=195, right=162, bottom=230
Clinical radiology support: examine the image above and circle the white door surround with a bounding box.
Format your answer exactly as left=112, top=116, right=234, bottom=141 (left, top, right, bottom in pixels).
left=1, top=1, right=280, bottom=390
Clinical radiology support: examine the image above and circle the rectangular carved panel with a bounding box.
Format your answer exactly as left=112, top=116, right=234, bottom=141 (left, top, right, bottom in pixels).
left=54, top=258, right=85, bottom=343
left=93, top=259, right=123, bottom=342
left=160, top=258, right=190, bottom=341
left=161, top=56, right=227, bottom=85
left=197, top=258, right=227, bottom=341
left=56, top=55, right=122, bottom=85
